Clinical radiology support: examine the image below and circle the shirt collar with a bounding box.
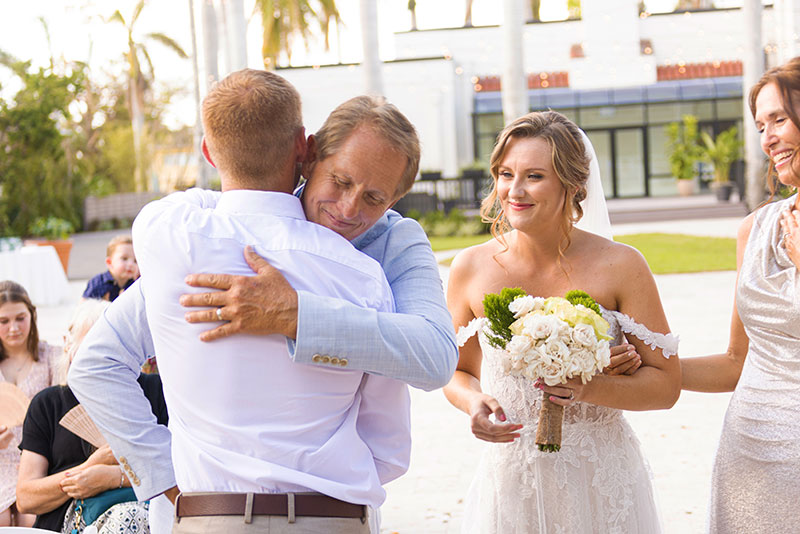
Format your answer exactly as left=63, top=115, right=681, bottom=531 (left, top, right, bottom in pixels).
left=216, top=190, right=306, bottom=220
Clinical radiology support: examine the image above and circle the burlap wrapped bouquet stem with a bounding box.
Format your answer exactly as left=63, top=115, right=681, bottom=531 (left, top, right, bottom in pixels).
left=536, top=396, right=564, bottom=452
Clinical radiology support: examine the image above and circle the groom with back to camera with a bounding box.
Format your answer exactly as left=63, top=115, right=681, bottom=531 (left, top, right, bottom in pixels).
left=70, top=69, right=417, bottom=534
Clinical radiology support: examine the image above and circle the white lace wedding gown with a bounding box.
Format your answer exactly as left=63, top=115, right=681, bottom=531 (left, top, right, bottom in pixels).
left=459, top=309, right=676, bottom=534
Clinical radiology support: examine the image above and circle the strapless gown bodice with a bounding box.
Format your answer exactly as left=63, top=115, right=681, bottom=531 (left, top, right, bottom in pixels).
left=460, top=309, right=669, bottom=534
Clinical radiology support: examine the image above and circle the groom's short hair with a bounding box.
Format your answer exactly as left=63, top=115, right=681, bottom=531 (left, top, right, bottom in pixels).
left=202, top=69, right=302, bottom=186
left=314, top=95, right=420, bottom=198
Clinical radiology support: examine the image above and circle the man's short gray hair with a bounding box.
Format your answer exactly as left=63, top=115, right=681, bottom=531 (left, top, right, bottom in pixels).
left=314, top=95, right=420, bottom=198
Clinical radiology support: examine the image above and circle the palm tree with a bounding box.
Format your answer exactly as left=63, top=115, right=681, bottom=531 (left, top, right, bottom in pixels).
left=502, top=0, right=527, bottom=123
left=360, top=0, right=383, bottom=95
left=526, top=0, right=541, bottom=22
left=408, top=0, right=418, bottom=31
left=252, top=0, right=341, bottom=69
left=109, top=1, right=188, bottom=191
left=567, top=0, right=581, bottom=19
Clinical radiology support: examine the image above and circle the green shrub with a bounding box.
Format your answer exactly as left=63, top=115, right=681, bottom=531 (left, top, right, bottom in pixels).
left=418, top=209, right=488, bottom=238
left=29, top=217, right=75, bottom=240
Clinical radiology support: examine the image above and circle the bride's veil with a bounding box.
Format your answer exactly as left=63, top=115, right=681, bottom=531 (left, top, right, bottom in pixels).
left=574, top=130, right=613, bottom=240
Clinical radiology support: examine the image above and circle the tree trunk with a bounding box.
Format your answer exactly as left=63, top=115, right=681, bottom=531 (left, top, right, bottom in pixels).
left=188, top=0, right=209, bottom=189
left=742, top=0, right=765, bottom=210
left=130, top=43, right=147, bottom=192
left=501, top=0, right=528, bottom=124
left=203, top=0, right=219, bottom=86
left=465, top=0, right=473, bottom=26
left=360, top=0, right=384, bottom=96
left=226, top=0, right=247, bottom=71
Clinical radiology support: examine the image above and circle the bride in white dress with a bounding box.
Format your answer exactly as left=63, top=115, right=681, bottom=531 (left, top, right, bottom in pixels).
left=443, top=111, right=681, bottom=533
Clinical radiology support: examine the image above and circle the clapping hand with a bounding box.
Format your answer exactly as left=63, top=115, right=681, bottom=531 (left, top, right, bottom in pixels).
left=780, top=208, right=800, bottom=268
left=0, top=425, right=13, bottom=449
left=468, top=394, right=523, bottom=443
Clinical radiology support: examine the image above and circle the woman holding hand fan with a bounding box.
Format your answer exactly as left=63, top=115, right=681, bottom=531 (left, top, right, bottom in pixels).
left=0, top=280, right=59, bottom=527
left=443, top=111, right=681, bottom=533
left=16, top=299, right=167, bottom=532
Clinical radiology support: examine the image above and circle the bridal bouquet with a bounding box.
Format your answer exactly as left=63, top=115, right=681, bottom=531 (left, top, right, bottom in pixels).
left=483, top=289, right=612, bottom=452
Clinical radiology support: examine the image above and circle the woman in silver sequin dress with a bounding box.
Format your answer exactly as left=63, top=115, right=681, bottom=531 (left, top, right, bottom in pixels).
left=682, top=58, right=800, bottom=533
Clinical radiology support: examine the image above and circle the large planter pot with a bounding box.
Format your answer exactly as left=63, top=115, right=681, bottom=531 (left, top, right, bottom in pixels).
left=24, top=239, right=73, bottom=275
left=676, top=179, right=694, bottom=197
left=712, top=182, right=734, bottom=202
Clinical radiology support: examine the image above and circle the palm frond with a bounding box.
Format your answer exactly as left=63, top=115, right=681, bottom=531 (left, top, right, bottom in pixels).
left=130, top=0, right=146, bottom=28
left=0, top=48, right=21, bottom=69
left=107, top=10, right=126, bottom=26
left=146, top=32, right=189, bottom=58
left=137, top=43, right=155, bottom=82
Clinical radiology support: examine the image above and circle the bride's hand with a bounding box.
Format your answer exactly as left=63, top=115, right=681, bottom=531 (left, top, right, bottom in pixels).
left=603, top=344, right=641, bottom=376
left=468, top=394, right=523, bottom=443
left=536, top=377, right=587, bottom=407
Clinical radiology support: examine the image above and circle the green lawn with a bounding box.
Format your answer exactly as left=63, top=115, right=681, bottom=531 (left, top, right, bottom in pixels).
left=431, top=233, right=737, bottom=274
left=615, top=233, right=736, bottom=274
left=428, top=234, right=493, bottom=252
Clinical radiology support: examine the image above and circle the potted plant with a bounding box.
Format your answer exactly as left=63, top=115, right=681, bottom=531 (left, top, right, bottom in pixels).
left=665, top=115, right=703, bottom=197
left=26, top=216, right=75, bottom=274
left=699, top=126, right=743, bottom=202
left=460, top=161, right=486, bottom=180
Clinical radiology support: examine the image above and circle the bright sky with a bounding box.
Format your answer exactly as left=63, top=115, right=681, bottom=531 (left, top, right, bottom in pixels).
left=0, top=0, right=745, bottom=128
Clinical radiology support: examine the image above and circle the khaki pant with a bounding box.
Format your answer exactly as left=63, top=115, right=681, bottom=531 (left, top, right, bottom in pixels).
left=172, top=513, right=371, bottom=534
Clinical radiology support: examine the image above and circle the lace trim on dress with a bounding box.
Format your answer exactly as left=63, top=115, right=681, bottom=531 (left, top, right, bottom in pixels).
left=457, top=313, right=678, bottom=358
left=605, top=310, right=679, bottom=358
left=456, top=317, right=487, bottom=347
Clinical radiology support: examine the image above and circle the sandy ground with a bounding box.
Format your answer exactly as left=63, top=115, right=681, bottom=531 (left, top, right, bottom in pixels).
left=32, top=217, right=744, bottom=534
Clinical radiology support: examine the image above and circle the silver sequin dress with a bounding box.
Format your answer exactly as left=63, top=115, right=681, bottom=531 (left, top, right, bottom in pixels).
left=709, top=195, right=800, bottom=533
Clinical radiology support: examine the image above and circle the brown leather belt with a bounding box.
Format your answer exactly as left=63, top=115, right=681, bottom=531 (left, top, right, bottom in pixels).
left=175, top=492, right=366, bottom=519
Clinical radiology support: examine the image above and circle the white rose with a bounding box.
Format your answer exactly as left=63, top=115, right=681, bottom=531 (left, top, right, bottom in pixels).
left=543, top=339, right=571, bottom=362
left=594, top=341, right=611, bottom=370
left=525, top=314, right=565, bottom=341
left=507, top=334, right=533, bottom=357
left=522, top=343, right=547, bottom=365
left=540, top=362, right=566, bottom=386
left=509, top=296, right=537, bottom=318
left=571, top=323, right=598, bottom=348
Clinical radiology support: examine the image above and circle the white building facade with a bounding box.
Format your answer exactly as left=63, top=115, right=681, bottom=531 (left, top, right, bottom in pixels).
left=278, top=1, right=793, bottom=199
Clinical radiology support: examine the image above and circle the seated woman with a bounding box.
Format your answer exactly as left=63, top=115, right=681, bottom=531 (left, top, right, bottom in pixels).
left=0, top=280, right=60, bottom=528
left=16, top=299, right=168, bottom=532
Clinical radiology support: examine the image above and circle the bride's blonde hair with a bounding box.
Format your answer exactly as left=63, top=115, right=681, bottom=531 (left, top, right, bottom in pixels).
left=480, top=111, right=591, bottom=256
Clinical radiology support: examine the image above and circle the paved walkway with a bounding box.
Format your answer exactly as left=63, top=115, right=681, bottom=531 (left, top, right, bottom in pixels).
left=41, top=215, right=744, bottom=534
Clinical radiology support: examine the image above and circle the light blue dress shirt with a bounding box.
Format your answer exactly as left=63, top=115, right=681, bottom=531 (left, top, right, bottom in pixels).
left=290, top=209, right=458, bottom=391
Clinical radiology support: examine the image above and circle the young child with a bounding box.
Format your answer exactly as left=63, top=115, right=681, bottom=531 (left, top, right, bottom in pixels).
left=82, top=235, right=139, bottom=301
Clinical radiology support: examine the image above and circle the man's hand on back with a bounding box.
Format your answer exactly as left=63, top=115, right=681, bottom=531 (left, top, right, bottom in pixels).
left=181, top=246, right=299, bottom=341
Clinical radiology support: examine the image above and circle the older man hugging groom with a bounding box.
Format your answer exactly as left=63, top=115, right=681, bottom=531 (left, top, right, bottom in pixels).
left=68, top=68, right=457, bottom=534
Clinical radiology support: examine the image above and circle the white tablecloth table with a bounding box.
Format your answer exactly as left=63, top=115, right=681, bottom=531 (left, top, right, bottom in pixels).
left=0, top=246, right=70, bottom=306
